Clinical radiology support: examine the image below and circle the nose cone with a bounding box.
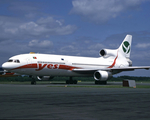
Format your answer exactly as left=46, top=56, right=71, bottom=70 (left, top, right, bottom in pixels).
left=2, top=62, right=11, bottom=70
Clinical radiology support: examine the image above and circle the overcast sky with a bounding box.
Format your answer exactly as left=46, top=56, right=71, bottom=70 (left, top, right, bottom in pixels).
left=1, top=0, right=150, bottom=76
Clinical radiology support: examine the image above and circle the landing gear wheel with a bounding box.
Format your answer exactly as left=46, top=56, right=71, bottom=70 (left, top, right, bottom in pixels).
left=31, top=79, right=36, bottom=85
left=73, top=80, right=77, bottom=84
left=66, top=80, right=69, bottom=84
left=95, top=81, right=99, bottom=84
left=95, top=81, right=107, bottom=85
left=70, top=80, right=74, bottom=84
left=66, top=78, right=78, bottom=84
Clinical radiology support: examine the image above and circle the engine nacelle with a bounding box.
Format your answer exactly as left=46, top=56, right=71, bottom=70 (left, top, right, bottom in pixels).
left=37, top=76, right=54, bottom=80
left=99, top=49, right=117, bottom=57
left=94, top=70, right=112, bottom=81
left=127, top=58, right=132, bottom=66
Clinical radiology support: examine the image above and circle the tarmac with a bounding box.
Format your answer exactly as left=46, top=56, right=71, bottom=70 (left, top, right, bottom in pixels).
left=0, top=82, right=150, bottom=120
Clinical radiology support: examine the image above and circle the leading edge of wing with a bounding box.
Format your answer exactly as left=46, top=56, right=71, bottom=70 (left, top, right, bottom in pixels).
left=72, top=66, right=150, bottom=73
left=72, top=68, right=97, bottom=74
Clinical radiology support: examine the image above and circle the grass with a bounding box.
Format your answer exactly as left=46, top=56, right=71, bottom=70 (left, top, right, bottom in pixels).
left=135, top=85, right=150, bottom=88
left=0, top=81, right=150, bottom=88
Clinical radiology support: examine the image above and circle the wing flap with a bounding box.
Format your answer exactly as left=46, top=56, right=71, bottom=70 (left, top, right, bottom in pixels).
left=111, top=66, right=150, bottom=71
left=72, top=66, right=150, bottom=74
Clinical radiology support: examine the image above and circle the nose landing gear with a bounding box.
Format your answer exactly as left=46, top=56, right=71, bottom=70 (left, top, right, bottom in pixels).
left=29, top=76, right=36, bottom=85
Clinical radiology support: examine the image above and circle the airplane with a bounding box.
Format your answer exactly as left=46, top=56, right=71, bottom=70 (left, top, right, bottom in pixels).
left=2, top=34, right=150, bottom=85
left=0, top=67, right=19, bottom=77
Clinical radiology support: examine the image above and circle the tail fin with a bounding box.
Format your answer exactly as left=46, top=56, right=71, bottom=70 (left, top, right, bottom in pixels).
left=118, top=35, right=132, bottom=58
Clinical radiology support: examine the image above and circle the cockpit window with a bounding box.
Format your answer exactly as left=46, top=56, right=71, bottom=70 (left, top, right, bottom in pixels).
left=14, top=60, right=20, bottom=63
left=7, top=59, right=20, bottom=63
left=8, top=59, right=13, bottom=62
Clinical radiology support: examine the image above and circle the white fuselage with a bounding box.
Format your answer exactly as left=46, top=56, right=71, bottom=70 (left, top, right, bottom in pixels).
left=2, top=53, right=128, bottom=77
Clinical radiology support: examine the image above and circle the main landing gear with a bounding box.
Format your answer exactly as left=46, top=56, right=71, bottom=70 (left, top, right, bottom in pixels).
left=95, top=81, right=107, bottom=85
left=31, top=79, right=36, bottom=85
left=66, top=77, right=77, bottom=84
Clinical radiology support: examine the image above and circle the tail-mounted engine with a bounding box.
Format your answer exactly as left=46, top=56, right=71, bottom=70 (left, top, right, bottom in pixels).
left=94, top=70, right=112, bottom=81
left=99, top=49, right=117, bottom=57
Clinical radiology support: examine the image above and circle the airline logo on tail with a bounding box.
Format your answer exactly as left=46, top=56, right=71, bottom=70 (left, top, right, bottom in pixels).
left=122, top=41, right=130, bottom=54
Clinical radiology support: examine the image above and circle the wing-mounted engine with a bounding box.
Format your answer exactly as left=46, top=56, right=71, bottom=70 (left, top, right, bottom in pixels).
left=94, top=70, right=112, bottom=81
left=99, top=49, right=117, bottom=58
left=37, top=76, right=54, bottom=80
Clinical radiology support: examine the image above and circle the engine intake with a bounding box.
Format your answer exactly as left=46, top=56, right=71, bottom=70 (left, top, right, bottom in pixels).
left=94, top=70, right=112, bottom=81
left=99, top=49, right=117, bottom=57
left=100, top=49, right=106, bottom=56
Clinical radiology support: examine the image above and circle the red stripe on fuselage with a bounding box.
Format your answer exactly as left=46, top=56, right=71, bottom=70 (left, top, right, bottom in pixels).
left=11, top=63, right=80, bottom=71
left=108, top=52, right=118, bottom=68
left=59, top=64, right=79, bottom=70
left=12, top=63, right=38, bottom=70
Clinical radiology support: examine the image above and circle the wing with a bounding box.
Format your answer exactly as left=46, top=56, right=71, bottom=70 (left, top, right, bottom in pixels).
left=72, top=66, right=150, bottom=74
left=110, top=66, right=150, bottom=71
